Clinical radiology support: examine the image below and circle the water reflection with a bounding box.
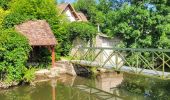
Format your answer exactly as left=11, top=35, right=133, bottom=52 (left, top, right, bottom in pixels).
left=121, top=72, right=170, bottom=100
left=95, top=72, right=123, bottom=92
left=50, top=79, right=57, bottom=100
left=48, top=73, right=146, bottom=100
left=0, top=73, right=153, bottom=100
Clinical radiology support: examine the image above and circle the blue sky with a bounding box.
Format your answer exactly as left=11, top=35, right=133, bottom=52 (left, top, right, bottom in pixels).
left=58, top=0, right=76, bottom=3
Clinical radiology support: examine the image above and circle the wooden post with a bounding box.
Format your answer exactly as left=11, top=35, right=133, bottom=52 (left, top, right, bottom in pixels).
left=51, top=46, right=55, bottom=68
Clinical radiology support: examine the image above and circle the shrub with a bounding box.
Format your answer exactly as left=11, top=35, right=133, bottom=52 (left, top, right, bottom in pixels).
left=23, top=67, right=36, bottom=82
left=2, top=0, right=60, bottom=29
left=0, top=29, right=31, bottom=82
left=0, top=0, right=11, bottom=10
left=0, top=8, right=9, bottom=28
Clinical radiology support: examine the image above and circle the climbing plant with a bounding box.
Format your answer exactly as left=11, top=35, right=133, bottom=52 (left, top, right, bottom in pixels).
left=56, top=22, right=97, bottom=56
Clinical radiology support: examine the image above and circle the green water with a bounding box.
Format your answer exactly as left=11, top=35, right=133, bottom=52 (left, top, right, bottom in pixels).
left=0, top=72, right=169, bottom=100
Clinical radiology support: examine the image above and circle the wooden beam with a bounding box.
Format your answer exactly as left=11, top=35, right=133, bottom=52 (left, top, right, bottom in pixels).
left=51, top=46, right=55, bottom=68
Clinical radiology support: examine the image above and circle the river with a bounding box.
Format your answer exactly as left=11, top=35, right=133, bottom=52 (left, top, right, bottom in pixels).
left=0, top=72, right=169, bottom=100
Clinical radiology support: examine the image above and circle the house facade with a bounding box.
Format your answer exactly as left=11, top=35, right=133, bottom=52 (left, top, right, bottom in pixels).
left=95, top=33, right=123, bottom=67
left=58, top=3, right=88, bottom=22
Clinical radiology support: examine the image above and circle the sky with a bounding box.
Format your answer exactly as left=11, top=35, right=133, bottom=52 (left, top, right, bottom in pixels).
left=58, top=0, right=76, bottom=3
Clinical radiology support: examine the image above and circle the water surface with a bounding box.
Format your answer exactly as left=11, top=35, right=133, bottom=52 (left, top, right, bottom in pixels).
left=0, top=72, right=162, bottom=100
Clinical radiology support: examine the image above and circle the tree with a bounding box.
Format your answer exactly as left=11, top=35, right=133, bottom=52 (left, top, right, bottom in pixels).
left=74, top=0, right=102, bottom=25
left=0, top=0, right=11, bottom=10
left=74, top=0, right=106, bottom=30
left=2, top=0, right=60, bottom=29
left=97, top=0, right=113, bottom=13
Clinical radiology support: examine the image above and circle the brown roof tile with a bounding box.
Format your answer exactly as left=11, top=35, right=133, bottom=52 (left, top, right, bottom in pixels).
left=77, top=12, right=88, bottom=22
left=15, top=20, right=57, bottom=46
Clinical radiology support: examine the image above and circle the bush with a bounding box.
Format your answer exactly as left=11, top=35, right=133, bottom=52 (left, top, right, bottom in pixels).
left=2, top=0, right=59, bottom=29
left=23, top=67, right=36, bottom=82
left=0, top=29, right=31, bottom=82
left=0, top=8, right=9, bottom=28
left=0, top=0, right=11, bottom=10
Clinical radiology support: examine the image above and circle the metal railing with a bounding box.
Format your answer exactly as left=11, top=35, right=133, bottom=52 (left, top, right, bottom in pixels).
left=70, top=47, right=170, bottom=79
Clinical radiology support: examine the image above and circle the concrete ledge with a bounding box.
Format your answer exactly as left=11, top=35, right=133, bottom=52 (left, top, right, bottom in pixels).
left=35, top=69, right=51, bottom=76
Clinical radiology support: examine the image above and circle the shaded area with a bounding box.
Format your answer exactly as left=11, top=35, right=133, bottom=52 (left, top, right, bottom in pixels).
left=120, top=72, right=170, bottom=100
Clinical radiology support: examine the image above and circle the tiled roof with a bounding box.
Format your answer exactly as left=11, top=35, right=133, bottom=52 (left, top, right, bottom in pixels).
left=57, top=3, right=88, bottom=22
left=77, top=12, right=88, bottom=22
left=15, top=20, right=57, bottom=46
left=58, top=3, right=68, bottom=13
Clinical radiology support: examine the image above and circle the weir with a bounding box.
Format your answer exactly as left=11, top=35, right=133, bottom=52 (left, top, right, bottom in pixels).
left=70, top=47, right=170, bottom=79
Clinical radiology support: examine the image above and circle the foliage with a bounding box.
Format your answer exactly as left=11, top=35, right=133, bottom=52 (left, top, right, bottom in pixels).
left=67, top=22, right=97, bottom=52
left=0, top=0, right=11, bottom=10
left=23, top=67, right=36, bottom=82
left=2, top=0, right=61, bottom=61
left=2, top=0, right=97, bottom=58
left=74, top=0, right=96, bottom=19
left=2, top=0, right=60, bottom=29
left=0, top=8, right=9, bottom=28
left=68, top=22, right=97, bottom=42
left=109, top=2, right=170, bottom=49
left=54, top=20, right=70, bottom=56
left=75, top=0, right=170, bottom=49
left=0, top=29, right=31, bottom=82
left=0, top=0, right=96, bottom=83
left=74, top=0, right=105, bottom=25
left=56, top=22, right=97, bottom=56
left=74, top=0, right=170, bottom=70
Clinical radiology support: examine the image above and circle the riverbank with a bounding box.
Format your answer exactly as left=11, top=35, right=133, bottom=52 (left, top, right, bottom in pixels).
left=0, top=81, right=18, bottom=89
